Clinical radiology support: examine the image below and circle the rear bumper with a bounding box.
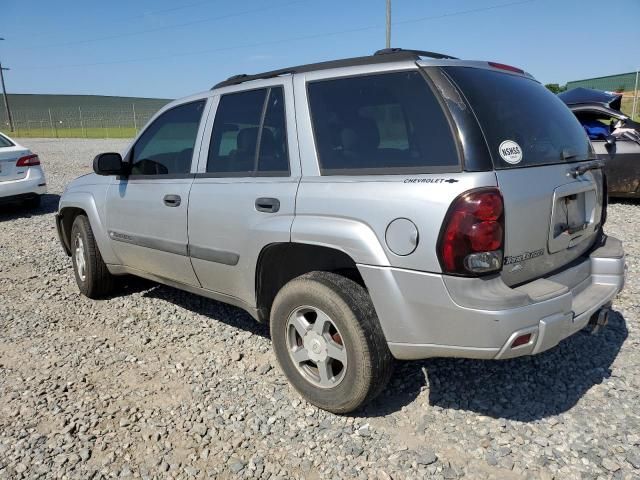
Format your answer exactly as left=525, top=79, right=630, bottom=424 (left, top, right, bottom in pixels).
left=0, top=167, right=47, bottom=201
left=359, top=235, right=625, bottom=360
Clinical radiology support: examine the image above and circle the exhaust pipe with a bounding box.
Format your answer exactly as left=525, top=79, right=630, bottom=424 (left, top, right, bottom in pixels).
left=589, top=304, right=611, bottom=334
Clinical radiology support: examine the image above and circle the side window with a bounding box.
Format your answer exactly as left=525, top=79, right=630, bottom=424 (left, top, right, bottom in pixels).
left=574, top=111, right=614, bottom=141
left=0, top=134, right=14, bottom=148
left=307, top=71, right=459, bottom=174
left=131, top=100, right=205, bottom=176
left=207, top=87, right=289, bottom=176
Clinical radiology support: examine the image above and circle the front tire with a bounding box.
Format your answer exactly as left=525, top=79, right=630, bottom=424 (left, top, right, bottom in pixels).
left=270, top=271, right=393, bottom=414
left=70, top=215, right=115, bottom=299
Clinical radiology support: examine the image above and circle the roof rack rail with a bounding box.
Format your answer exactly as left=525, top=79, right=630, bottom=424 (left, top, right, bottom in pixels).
left=212, top=48, right=458, bottom=89
left=373, top=48, right=458, bottom=60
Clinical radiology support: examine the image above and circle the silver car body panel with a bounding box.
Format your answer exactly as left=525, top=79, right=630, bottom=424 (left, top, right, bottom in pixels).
left=497, top=165, right=604, bottom=286
left=366, top=234, right=624, bottom=360
left=57, top=177, right=118, bottom=265
left=188, top=76, right=300, bottom=305
left=57, top=56, right=625, bottom=360
left=292, top=172, right=497, bottom=271
left=103, top=94, right=213, bottom=286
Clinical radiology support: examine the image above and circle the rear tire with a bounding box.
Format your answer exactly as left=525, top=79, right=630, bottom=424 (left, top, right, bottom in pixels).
left=270, top=271, right=393, bottom=414
left=70, top=215, right=115, bottom=299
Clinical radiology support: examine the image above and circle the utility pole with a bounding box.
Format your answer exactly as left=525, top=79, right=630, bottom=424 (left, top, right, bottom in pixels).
left=0, top=38, right=15, bottom=132
left=385, top=0, right=391, bottom=48
left=632, top=68, right=639, bottom=121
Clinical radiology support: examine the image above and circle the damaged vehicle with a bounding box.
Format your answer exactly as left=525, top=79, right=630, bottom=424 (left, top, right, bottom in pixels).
left=560, top=87, right=640, bottom=198
left=56, top=49, right=625, bottom=413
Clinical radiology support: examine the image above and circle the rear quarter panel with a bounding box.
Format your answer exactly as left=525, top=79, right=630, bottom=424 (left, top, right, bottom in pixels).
left=293, top=172, right=497, bottom=271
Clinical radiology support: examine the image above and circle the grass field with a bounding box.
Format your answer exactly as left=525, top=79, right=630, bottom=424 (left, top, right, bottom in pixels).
left=10, top=126, right=137, bottom=139
left=621, top=94, right=639, bottom=121
left=5, top=91, right=639, bottom=139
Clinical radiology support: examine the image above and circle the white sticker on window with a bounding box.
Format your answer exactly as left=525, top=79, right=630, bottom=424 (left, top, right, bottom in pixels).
left=498, top=140, right=523, bottom=164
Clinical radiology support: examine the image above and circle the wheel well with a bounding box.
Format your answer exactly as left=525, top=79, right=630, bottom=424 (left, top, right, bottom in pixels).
left=58, top=207, right=86, bottom=254
left=255, top=243, right=364, bottom=322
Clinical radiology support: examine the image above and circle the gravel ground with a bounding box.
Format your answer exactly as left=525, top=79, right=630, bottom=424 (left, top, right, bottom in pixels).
left=1, top=138, right=639, bottom=480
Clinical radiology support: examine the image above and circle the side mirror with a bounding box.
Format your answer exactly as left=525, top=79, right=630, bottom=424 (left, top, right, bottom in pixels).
left=93, top=152, right=126, bottom=176
left=605, top=135, right=616, bottom=149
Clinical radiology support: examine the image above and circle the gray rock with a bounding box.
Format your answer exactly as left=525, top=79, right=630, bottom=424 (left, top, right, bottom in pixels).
left=191, top=423, right=207, bottom=437
left=229, top=459, right=246, bottom=473
left=79, top=448, right=91, bottom=461
left=602, top=458, right=620, bottom=472
left=626, top=452, right=640, bottom=469
left=257, top=364, right=272, bottom=375
left=417, top=450, right=437, bottom=466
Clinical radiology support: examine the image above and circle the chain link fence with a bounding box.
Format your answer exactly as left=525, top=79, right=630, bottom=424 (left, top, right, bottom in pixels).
left=1, top=104, right=165, bottom=139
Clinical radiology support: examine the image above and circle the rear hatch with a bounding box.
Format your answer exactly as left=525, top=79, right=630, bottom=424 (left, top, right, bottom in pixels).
left=442, top=66, right=603, bottom=286
left=0, top=139, right=31, bottom=183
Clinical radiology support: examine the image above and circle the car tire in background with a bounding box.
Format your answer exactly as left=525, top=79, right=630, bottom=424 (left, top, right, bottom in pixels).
left=270, top=271, right=393, bottom=414
left=70, top=215, right=115, bottom=299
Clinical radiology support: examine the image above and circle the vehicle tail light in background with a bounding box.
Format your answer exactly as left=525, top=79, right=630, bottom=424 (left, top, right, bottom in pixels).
left=437, top=188, right=505, bottom=275
left=16, top=154, right=40, bottom=167
left=488, top=62, right=524, bottom=74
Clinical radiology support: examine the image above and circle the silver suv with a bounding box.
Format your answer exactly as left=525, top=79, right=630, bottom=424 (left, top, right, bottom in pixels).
left=56, top=49, right=625, bottom=413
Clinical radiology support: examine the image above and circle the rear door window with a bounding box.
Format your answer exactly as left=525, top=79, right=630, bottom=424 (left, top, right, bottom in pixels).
left=207, top=86, right=289, bottom=176
left=307, top=71, right=460, bottom=174
left=444, top=67, right=593, bottom=168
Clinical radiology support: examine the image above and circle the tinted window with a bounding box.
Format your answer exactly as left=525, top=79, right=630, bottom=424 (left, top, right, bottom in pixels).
left=0, top=134, right=13, bottom=148
left=131, top=100, right=205, bottom=175
left=307, top=71, right=459, bottom=174
left=207, top=87, right=289, bottom=176
left=444, top=67, right=592, bottom=168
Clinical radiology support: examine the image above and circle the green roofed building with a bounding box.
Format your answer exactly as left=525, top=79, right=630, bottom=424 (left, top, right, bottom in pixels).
left=566, top=72, right=638, bottom=93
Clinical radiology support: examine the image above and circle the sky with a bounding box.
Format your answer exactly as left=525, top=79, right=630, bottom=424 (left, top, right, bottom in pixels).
left=2, top=0, right=639, bottom=99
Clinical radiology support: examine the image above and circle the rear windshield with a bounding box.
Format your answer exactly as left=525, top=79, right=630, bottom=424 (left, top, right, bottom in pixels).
left=0, top=134, right=13, bottom=148
left=307, top=71, right=460, bottom=174
left=444, top=67, right=592, bottom=169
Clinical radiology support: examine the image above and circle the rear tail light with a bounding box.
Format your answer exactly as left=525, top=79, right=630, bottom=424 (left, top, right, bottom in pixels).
left=437, top=188, right=505, bottom=275
left=16, top=154, right=40, bottom=167
left=488, top=62, right=524, bottom=74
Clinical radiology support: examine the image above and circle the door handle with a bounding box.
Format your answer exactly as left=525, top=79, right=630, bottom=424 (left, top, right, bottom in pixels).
left=163, top=194, right=181, bottom=207
left=255, top=197, right=280, bottom=213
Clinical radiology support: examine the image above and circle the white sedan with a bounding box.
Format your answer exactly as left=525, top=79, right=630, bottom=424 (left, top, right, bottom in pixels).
left=0, top=132, right=46, bottom=208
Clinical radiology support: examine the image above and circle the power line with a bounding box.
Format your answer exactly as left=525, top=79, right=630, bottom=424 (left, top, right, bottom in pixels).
left=394, top=0, right=535, bottom=26
left=14, top=0, right=308, bottom=51
left=8, top=0, right=218, bottom=44
left=13, top=0, right=538, bottom=71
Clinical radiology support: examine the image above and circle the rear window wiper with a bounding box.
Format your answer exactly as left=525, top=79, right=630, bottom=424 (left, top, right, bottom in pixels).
left=568, top=159, right=604, bottom=178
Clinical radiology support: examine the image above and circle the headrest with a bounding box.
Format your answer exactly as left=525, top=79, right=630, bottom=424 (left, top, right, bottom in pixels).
left=237, top=127, right=259, bottom=152
left=341, top=117, right=380, bottom=153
